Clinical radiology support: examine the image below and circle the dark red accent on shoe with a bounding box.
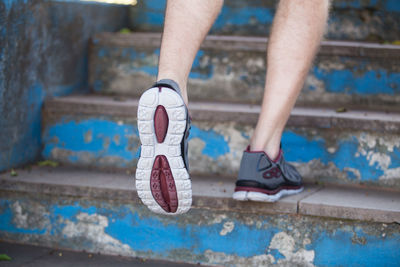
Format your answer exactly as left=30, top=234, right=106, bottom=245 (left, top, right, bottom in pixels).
left=150, top=155, right=178, bottom=213
left=154, top=105, right=169, bottom=143
left=263, top=166, right=282, bottom=179
left=234, top=185, right=302, bottom=195
left=158, top=86, right=162, bottom=92
left=245, top=146, right=282, bottom=163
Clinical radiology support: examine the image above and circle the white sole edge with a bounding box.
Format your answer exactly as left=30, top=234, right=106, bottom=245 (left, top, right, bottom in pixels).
left=232, top=187, right=304, bottom=202
left=135, top=87, right=192, bottom=215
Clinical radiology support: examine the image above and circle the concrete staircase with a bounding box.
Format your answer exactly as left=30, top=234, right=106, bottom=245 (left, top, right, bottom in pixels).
left=1, top=1, right=400, bottom=266
left=130, top=0, right=400, bottom=42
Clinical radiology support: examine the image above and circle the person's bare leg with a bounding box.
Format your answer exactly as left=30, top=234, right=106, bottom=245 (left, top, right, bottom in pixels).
left=250, top=0, right=330, bottom=159
left=157, top=0, right=224, bottom=105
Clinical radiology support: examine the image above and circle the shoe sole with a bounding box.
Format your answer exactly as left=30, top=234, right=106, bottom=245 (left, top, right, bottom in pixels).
left=136, top=87, right=192, bottom=215
left=232, top=187, right=304, bottom=202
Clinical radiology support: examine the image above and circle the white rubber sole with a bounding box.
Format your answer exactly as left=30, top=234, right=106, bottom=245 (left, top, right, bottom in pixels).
left=135, top=86, right=192, bottom=215
left=232, top=187, right=304, bottom=202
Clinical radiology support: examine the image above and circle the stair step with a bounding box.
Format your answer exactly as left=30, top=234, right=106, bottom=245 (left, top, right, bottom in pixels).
left=45, top=95, right=400, bottom=132
left=129, top=0, right=400, bottom=42
left=42, top=95, right=400, bottom=189
left=1, top=166, right=400, bottom=222
left=89, top=32, right=400, bottom=111
left=1, top=167, right=399, bottom=266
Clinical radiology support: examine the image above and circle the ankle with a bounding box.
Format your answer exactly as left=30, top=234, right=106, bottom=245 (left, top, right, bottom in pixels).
left=264, top=143, right=281, bottom=161
left=250, top=137, right=281, bottom=161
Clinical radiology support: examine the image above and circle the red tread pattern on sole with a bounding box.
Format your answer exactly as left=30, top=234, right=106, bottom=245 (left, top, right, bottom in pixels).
left=150, top=155, right=178, bottom=213
left=154, top=105, right=169, bottom=143
left=234, top=185, right=302, bottom=195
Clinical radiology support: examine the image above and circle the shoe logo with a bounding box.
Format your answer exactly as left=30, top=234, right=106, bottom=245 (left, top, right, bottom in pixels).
left=263, top=167, right=282, bottom=179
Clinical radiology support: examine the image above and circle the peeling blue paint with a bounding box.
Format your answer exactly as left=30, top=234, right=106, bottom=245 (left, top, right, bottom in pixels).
left=106, top=209, right=278, bottom=257
left=190, top=50, right=214, bottom=80
left=269, top=249, right=285, bottom=261
left=313, top=66, right=400, bottom=95
left=51, top=203, right=98, bottom=221
left=92, top=44, right=400, bottom=102
left=1, top=0, right=128, bottom=171
left=0, top=200, right=47, bottom=235
left=131, top=2, right=275, bottom=31
left=310, top=230, right=400, bottom=267
left=42, top=118, right=140, bottom=165
left=333, top=138, right=384, bottom=180
left=282, top=131, right=326, bottom=163
left=1, top=197, right=400, bottom=266
left=131, top=0, right=166, bottom=26
left=41, top=117, right=400, bottom=183
left=134, top=0, right=400, bottom=27
left=283, top=130, right=400, bottom=181
left=95, top=47, right=213, bottom=80
left=214, top=6, right=274, bottom=29
left=143, top=0, right=166, bottom=12
left=42, top=119, right=231, bottom=162
left=130, top=0, right=400, bottom=41
left=189, top=125, right=230, bottom=159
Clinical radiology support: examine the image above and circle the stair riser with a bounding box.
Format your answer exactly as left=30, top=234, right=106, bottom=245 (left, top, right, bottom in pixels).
left=1, top=191, right=399, bottom=266
left=129, top=0, right=400, bottom=42
left=90, top=45, right=400, bottom=111
left=42, top=114, right=400, bottom=188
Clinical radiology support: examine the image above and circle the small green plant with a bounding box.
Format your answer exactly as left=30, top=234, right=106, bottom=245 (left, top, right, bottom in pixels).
left=0, top=254, right=12, bottom=261
left=37, top=160, right=59, bottom=167
left=336, top=107, right=347, bottom=113
left=119, top=28, right=131, bottom=34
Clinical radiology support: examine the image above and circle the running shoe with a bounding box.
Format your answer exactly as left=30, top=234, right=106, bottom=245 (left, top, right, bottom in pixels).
left=135, top=79, right=192, bottom=214
left=233, top=146, right=303, bottom=202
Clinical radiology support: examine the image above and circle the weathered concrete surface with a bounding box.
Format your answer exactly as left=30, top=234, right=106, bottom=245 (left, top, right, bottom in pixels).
left=2, top=166, right=399, bottom=222
left=41, top=95, right=400, bottom=189
left=0, top=0, right=128, bottom=171
left=0, top=177, right=399, bottom=267
left=0, top=166, right=320, bottom=217
left=299, top=186, right=400, bottom=223
left=129, top=0, right=400, bottom=42
left=89, top=33, right=400, bottom=111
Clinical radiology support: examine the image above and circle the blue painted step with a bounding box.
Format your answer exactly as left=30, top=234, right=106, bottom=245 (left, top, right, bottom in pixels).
left=129, top=0, right=400, bottom=42
left=42, top=95, right=400, bottom=189
left=1, top=167, right=399, bottom=267
left=89, top=33, right=400, bottom=111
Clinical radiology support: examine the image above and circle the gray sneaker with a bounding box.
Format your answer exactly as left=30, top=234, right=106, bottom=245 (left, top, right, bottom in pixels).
left=136, top=79, right=192, bottom=215
left=233, top=146, right=303, bottom=202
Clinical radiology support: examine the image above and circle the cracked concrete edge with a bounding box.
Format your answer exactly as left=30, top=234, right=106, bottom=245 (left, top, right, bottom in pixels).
left=1, top=167, right=398, bottom=222
left=298, top=185, right=400, bottom=223
left=92, top=32, right=400, bottom=59
left=43, top=95, right=400, bottom=133
left=294, top=186, right=325, bottom=214
left=298, top=202, right=400, bottom=224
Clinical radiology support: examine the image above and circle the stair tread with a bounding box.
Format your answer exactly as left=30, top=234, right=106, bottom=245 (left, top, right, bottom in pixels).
left=1, top=166, right=399, bottom=223
left=45, top=94, right=400, bottom=132
left=300, top=186, right=400, bottom=221
left=89, top=32, right=400, bottom=111
left=93, top=32, right=400, bottom=58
